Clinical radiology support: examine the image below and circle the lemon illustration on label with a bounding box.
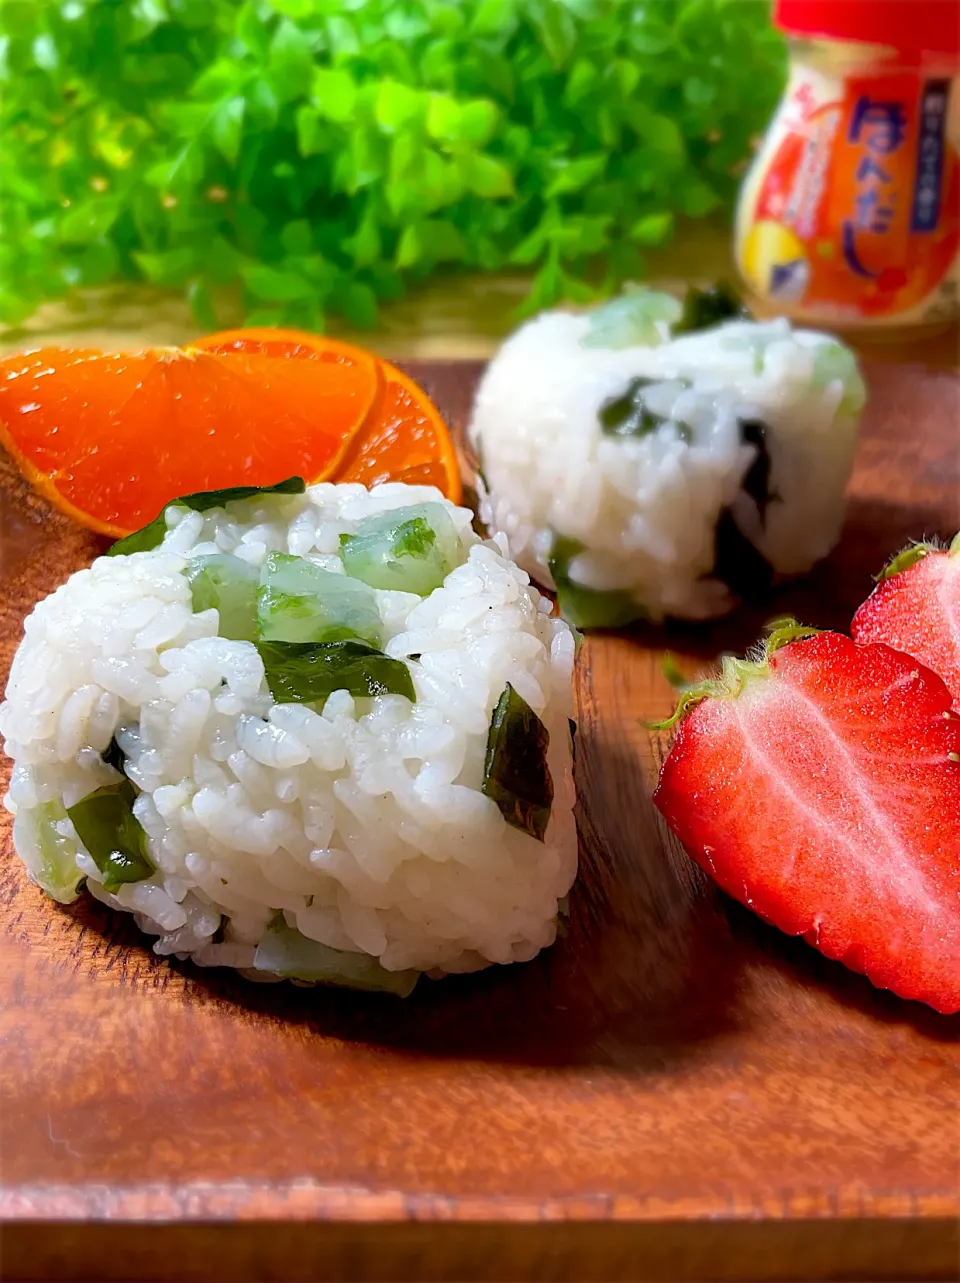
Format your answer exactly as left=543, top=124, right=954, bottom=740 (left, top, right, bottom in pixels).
left=740, top=221, right=810, bottom=303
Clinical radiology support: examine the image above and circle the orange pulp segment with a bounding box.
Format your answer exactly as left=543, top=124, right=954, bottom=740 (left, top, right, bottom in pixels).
left=335, top=359, right=462, bottom=505
left=0, top=333, right=380, bottom=537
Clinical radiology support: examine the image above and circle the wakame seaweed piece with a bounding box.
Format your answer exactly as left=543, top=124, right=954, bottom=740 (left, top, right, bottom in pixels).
left=674, top=282, right=753, bottom=335
left=253, top=920, right=419, bottom=996
left=257, top=640, right=415, bottom=705
left=738, top=419, right=778, bottom=526
left=482, top=684, right=554, bottom=843
left=598, top=377, right=659, bottom=437
left=102, top=736, right=126, bottom=774
left=712, top=509, right=775, bottom=600
left=185, top=553, right=260, bottom=642
left=598, top=378, right=693, bottom=443
left=108, top=477, right=306, bottom=556
left=66, top=779, right=153, bottom=893
left=548, top=536, right=645, bottom=630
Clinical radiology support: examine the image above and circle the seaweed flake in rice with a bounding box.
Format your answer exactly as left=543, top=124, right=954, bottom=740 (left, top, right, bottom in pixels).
left=0, top=483, right=579, bottom=993
left=468, top=286, right=867, bottom=627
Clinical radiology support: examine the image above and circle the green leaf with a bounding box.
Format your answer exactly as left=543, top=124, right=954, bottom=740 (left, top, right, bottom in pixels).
left=395, top=223, right=423, bottom=269
left=269, top=19, right=315, bottom=100
left=458, top=99, right=498, bottom=147
left=426, top=93, right=461, bottom=142
left=243, top=263, right=315, bottom=301
left=678, top=178, right=722, bottom=217
left=187, top=278, right=218, bottom=331
left=531, top=2, right=577, bottom=69
left=375, top=80, right=423, bottom=133
left=280, top=219, right=314, bottom=255
left=257, top=640, right=416, bottom=705
left=0, top=0, right=788, bottom=337
left=545, top=154, right=606, bottom=198
left=312, top=67, right=356, bottom=123
left=470, top=0, right=518, bottom=38
left=339, top=280, right=379, bottom=328
left=265, top=0, right=316, bottom=16
left=564, top=59, right=597, bottom=105
left=58, top=198, right=121, bottom=245
left=461, top=152, right=514, bottom=198
left=482, top=683, right=553, bottom=842
left=344, top=204, right=381, bottom=267
left=629, top=212, right=675, bottom=246
left=325, top=14, right=360, bottom=57
left=134, top=246, right=199, bottom=285
left=420, top=218, right=467, bottom=262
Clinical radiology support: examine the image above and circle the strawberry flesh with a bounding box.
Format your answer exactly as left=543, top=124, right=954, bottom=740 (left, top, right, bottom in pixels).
left=852, top=542, right=960, bottom=704
left=654, top=632, right=960, bottom=1014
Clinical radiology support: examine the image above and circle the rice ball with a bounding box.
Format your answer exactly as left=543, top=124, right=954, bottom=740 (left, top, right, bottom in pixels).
left=469, top=293, right=866, bottom=624
left=1, top=482, right=578, bottom=992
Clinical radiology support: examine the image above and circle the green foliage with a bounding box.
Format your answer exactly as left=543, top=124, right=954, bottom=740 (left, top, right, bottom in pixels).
left=0, top=0, right=786, bottom=332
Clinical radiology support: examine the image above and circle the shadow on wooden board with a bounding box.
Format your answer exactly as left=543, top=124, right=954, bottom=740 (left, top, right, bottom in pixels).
left=1, top=1217, right=958, bottom=1282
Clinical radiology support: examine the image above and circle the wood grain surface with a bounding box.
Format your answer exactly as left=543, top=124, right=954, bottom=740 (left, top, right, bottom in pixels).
left=1, top=360, right=959, bottom=1283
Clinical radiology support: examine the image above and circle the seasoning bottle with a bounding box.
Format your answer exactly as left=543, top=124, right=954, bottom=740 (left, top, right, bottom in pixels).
left=735, top=0, right=960, bottom=332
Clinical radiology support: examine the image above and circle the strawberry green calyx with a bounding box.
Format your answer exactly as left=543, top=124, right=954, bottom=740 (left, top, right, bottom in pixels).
left=951, top=531, right=960, bottom=557
left=648, top=619, right=821, bottom=731
left=661, top=653, right=697, bottom=692
left=875, top=540, right=949, bottom=581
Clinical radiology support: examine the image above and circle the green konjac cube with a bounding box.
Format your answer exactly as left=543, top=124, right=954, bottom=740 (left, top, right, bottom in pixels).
left=253, top=920, right=419, bottom=996
left=811, top=340, right=867, bottom=417
left=548, top=535, right=645, bottom=630
left=18, top=800, right=83, bottom=904
left=340, top=503, right=464, bottom=595
left=185, top=553, right=259, bottom=641
left=482, top=683, right=554, bottom=842
left=257, top=552, right=383, bottom=646
left=580, top=287, right=682, bottom=349
left=66, top=780, right=153, bottom=893
left=257, top=640, right=416, bottom=705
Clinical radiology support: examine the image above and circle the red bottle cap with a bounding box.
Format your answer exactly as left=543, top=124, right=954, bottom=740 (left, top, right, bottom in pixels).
left=774, top=0, right=960, bottom=58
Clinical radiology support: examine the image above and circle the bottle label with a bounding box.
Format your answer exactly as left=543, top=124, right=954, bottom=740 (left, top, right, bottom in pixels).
left=737, top=66, right=959, bottom=324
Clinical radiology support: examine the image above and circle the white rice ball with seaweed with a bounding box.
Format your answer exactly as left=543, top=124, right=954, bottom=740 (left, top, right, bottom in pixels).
left=469, top=292, right=866, bottom=625
left=1, top=483, right=578, bottom=993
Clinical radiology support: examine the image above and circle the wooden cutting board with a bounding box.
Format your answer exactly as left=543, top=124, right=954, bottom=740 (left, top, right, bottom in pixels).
left=1, top=360, right=958, bottom=1283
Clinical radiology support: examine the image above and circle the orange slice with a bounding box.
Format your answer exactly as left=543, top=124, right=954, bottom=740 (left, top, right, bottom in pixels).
left=335, top=359, right=462, bottom=504
left=0, top=330, right=463, bottom=537
left=0, top=331, right=380, bottom=537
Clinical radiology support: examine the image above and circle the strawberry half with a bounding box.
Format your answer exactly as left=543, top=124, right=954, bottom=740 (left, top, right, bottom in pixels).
left=653, top=625, right=960, bottom=1014
left=852, top=533, right=960, bottom=704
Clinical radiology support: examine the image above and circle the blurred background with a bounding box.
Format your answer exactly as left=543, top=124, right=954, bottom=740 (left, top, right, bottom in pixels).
left=3, top=0, right=956, bottom=362
left=0, top=0, right=794, bottom=356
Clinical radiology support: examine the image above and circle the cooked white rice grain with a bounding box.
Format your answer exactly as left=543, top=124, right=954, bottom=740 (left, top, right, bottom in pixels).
left=469, top=306, right=866, bottom=623
left=1, top=483, right=578, bottom=990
